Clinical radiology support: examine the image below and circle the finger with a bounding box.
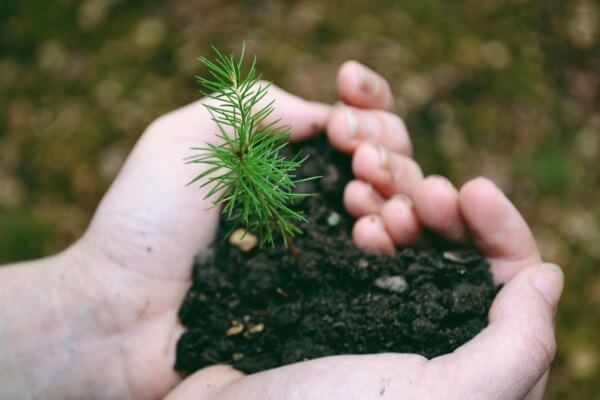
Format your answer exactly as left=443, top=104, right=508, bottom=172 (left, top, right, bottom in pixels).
left=337, top=60, right=394, bottom=111
left=258, top=83, right=332, bottom=142
left=352, top=214, right=395, bottom=254
left=412, top=176, right=468, bottom=243
left=327, top=105, right=412, bottom=155
left=214, top=353, right=428, bottom=399
left=344, top=180, right=385, bottom=218
left=164, top=365, right=245, bottom=400
left=523, top=370, right=550, bottom=400
left=200, top=82, right=331, bottom=143
left=380, top=195, right=422, bottom=246
left=458, top=177, right=541, bottom=284
left=352, top=142, right=423, bottom=198
left=429, top=263, right=563, bottom=400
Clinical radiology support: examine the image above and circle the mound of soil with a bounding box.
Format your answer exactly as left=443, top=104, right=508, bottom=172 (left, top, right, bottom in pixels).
left=175, top=135, right=498, bottom=374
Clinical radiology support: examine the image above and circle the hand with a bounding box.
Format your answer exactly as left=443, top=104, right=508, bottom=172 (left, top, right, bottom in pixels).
left=64, top=83, right=333, bottom=397
left=165, top=63, right=564, bottom=400
left=0, top=72, right=331, bottom=398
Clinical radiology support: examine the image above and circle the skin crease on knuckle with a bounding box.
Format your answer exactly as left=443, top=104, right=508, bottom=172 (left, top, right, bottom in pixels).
left=522, top=329, right=556, bottom=380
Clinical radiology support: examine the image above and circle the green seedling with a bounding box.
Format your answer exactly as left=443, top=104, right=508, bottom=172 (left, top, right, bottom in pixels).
left=187, top=46, right=316, bottom=248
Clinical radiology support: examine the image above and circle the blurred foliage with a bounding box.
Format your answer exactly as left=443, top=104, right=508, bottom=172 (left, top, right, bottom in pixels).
left=1, top=0, right=599, bottom=397
left=0, top=208, right=51, bottom=263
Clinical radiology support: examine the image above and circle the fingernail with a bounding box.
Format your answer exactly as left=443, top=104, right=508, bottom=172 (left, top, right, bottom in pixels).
left=532, top=263, right=564, bottom=307
left=344, top=107, right=358, bottom=138
left=375, top=144, right=389, bottom=168
left=359, top=65, right=380, bottom=95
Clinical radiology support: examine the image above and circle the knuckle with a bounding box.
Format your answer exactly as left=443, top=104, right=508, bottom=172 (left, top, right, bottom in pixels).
left=525, top=329, right=556, bottom=373
left=379, top=112, right=412, bottom=154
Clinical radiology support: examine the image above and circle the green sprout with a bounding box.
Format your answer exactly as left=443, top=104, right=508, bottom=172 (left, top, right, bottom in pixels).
left=187, top=46, right=315, bottom=248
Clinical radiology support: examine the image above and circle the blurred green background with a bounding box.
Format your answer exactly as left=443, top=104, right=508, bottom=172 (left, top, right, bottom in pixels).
left=1, top=0, right=598, bottom=397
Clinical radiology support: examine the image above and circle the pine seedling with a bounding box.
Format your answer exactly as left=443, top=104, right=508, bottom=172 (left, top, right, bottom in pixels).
left=187, top=46, right=316, bottom=248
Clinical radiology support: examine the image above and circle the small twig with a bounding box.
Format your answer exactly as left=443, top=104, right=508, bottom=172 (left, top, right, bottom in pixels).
left=288, top=240, right=300, bottom=262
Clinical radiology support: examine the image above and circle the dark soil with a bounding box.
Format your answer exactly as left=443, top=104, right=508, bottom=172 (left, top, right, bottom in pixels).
left=175, top=135, right=498, bottom=374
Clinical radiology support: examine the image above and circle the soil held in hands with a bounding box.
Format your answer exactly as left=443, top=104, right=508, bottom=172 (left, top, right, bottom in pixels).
left=175, top=135, right=498, bottom=374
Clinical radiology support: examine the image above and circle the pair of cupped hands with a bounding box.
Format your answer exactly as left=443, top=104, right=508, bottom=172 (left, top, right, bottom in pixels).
left=47, top=62, right=562, bottom=399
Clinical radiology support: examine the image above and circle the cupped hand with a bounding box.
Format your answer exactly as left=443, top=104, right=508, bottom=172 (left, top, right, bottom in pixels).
left=72, top=78, right=330, bottom=397
left=165, top=62, right=564, bottom=400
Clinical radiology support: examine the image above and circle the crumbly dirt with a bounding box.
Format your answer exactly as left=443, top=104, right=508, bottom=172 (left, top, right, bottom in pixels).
left=175, top=135, right=498, bottom=374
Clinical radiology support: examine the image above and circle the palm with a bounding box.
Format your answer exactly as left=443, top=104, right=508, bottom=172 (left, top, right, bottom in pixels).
left=78, top=103, right=217, bottom=397
left=77, top=88, right=330, bottom=398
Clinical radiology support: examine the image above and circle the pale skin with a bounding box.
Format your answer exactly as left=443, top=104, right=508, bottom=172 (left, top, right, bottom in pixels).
left=0, top=61, right=563, bottom=400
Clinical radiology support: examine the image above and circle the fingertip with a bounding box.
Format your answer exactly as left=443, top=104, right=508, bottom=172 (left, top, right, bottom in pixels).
left=352, top=142, right=422, bottom=197
left=352, top=141, right=382, bottom=170
left=326, top=105, right=359, bottom=153
left=337, top=60, right=394, bottom=111
left=380, top=196, right=422, bottom=246
left=352, top=143, right=385, bottom=188
left=532, top=263, right=564, bottom=309
left=337, top=60, right=362, bottom=97
left=412, top=175, right=467, bottom=243
left=352, top=214, right=395, bottom=254
left=458, top=177, right=498, bottom=208
left=344, top=180, right=384, bottom=217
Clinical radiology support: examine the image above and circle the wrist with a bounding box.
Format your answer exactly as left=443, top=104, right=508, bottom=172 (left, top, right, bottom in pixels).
left=0, top=244, right=122, bottom=399
left=0, top=250, right=67, bottom=397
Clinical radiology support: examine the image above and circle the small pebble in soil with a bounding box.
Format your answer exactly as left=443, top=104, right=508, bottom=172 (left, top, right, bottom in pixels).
left=248, top=323, right=265, bottom=334
left=225, top=320, right=244, bottom=336
left=229, top=228, right=257, bottom=252
left=327, top=212, right=341, bottom=226
left=442, top=250, right=481, bottom=264
left=374, top=275, right=408, bottom=293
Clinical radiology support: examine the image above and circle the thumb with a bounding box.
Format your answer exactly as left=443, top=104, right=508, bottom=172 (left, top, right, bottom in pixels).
left=430, top=263, right=564, bottom=399
left=263, top=83, right=332, bottom=142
